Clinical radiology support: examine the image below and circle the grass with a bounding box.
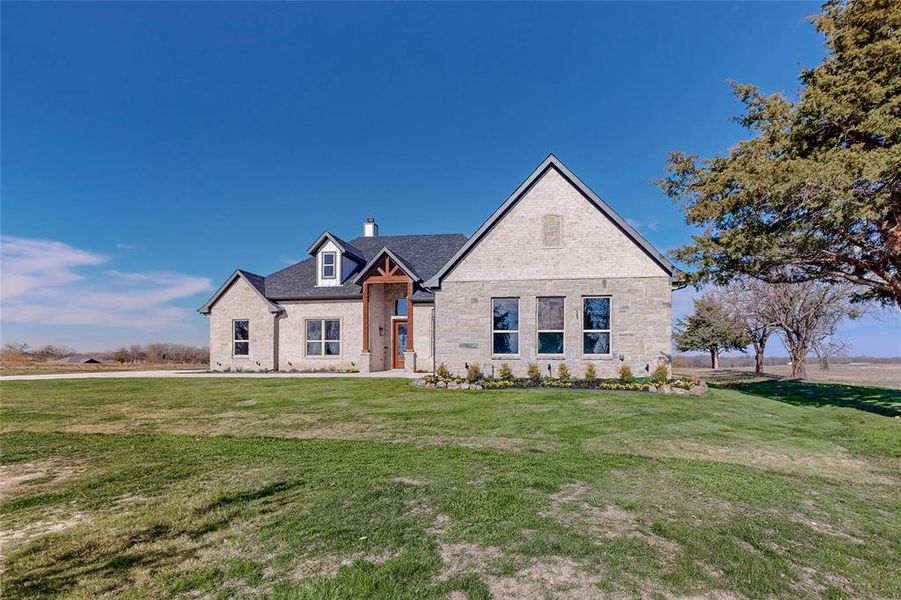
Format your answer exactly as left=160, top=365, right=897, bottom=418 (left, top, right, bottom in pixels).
left=1, top=378, right=899, bottom=598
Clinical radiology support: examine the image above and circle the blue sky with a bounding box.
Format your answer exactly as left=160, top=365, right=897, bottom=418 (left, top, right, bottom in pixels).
left=2, top=2, right=898, bottom=355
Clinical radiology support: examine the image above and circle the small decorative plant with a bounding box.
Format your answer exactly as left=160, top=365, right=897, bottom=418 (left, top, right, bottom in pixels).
left=648, top=362, right=670, bottom=384
left=466, top=362, right=483, bottom=383
left=527, top=362, right=541, bottom=382
left=618, top=364, right=635, bottom=383
left=584, top=362, right=597, bottom=381
left=436, top=362, right=450, bottom=379
left=497, top=363, right=513, bottom=381
left=556, top=363, right=571, bottom=380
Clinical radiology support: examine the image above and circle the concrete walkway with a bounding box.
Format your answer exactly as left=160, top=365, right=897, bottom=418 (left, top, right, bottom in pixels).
left=0, top=370, right=422, bottom=382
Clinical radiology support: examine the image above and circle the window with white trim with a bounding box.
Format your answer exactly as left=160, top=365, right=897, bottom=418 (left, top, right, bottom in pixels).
left=582, top=297, right=611, bottom=355
left=321, top=252, right=336, bottom=279
left=306, top=319, right=341, bottom=356
left=537, top=297, right=565, bottom=354
left=492, top=298, right=519, bottom=355
left=233, top=320, right=249, bottom=356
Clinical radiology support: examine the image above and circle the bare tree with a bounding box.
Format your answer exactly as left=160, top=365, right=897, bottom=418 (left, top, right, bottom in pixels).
left=718, top=279, right=780, bottom=374
left=812, top=338, right=849, bottom=371
left=767, top=281, right=864, bottom=379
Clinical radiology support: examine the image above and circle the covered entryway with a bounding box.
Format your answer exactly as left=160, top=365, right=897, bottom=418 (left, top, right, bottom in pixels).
left=359, top=251, right=416, bottom=372
left=392, top=320, right=408, bottom=369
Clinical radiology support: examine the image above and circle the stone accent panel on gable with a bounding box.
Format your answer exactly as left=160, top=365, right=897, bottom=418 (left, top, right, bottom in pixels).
left=433, top=277, right=671, bottom=379
left=277, top=299, right=363, bottom=371
left=445, top=168, right=667, bottom=283
left=209, top=277, right=277, bottom=371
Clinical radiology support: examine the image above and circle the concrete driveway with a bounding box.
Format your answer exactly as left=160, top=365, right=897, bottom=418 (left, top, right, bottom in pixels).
left=0, top=370, right=422, bottom=382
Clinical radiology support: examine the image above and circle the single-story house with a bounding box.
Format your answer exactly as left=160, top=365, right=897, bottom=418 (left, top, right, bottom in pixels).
left=59, top=355, right=111, bottom=364
left=199, top=155, right=677, bottom=376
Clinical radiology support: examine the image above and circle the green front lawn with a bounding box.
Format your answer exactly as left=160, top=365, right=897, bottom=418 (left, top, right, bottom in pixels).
left=1, top=378, right=899, bottom=598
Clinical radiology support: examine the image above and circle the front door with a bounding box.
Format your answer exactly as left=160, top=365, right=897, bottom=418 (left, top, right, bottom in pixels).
left=392, top=321, right=408, bottom=369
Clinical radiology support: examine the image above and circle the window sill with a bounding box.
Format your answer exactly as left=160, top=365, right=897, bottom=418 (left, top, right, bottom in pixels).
left=491, top=355, right=520, bottom=360
left=583, top=354, right=614, bottom=360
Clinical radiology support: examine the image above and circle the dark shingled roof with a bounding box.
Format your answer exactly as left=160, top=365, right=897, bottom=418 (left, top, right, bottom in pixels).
left=263, top=233, right=467, bottom=300
left=237, top=269, right=267, bottom=297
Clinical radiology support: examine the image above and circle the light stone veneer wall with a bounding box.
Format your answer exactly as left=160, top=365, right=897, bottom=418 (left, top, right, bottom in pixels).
left=445, top=168, right=665, bottom=283
left=412, top=303, right=434, bottom=371
left=277, top=299, right=363, bottom=371
left=209, top=278, right=278, bottom=371
left=434, top=277, right=671, bottom=378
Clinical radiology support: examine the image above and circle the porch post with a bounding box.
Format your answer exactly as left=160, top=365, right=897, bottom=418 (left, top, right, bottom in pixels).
left=362, top=282, right=370, bottom=353
left=406, top=281, right=414, bottom=352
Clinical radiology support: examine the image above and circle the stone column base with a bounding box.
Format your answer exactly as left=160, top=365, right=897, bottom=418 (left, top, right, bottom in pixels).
left=403, top=351, right=416, bottom=373
left=358, top=353, right=371, bottom=374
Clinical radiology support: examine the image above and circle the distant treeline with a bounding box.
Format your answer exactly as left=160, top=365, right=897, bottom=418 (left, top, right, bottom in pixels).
left=2, top=342, right=209, bottom=365
left=672, top=354, right=901, bottom=368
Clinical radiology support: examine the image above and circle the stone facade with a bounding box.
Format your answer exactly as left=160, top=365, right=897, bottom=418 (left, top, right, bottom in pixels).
left=205, top=161, right=673, bottom=375
left=433, top=166, right=672, bottom=378
left=445, top=168, right=665, bottom=283
left=209, top=277, right=278, bottom=371
left=276, top=299, right=363, bottom=371
left=434, top=277, right=671, bottom=378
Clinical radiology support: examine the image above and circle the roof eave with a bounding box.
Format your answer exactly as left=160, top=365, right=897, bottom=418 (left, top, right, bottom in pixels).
left=306, top=231, right=364, bottom=263
left=425, top=154, right=675, bottom=287
left=350, top=247, right=422, bottom=285
left=197, top=269, right=283, bottom=315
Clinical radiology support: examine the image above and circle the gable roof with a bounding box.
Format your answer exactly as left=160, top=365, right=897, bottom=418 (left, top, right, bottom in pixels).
left=424, top=154, right=676, bottom=287
left=351, top=247, right=421, bottom=284
left=197, top=269, right=284, bottom=315
left=306, top=231, right=365, bottom=263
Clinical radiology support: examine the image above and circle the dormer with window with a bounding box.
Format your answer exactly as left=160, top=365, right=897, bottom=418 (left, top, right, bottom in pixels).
left=307, top=231, right=365, bottom=287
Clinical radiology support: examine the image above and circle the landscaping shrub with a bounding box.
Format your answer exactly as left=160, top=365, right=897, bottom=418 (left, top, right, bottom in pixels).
left=497, top=363, right=513, bottom=381
left=526, top=362, right=541, bottom=382
left=584, top=362, right=597, bottom=381
left=619, top=364, right=635, bottom=383
left=466, top=363, right=483, bottom=383
left=556, top=363, right=571, bottom=380
left=648, top=363, right=670, bottom=384
left=436, top=363, right=450, bottom=379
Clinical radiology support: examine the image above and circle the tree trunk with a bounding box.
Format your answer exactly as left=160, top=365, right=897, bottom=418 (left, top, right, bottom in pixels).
left=753, top=336, right=768, bottom=374
left=710, top=347, right=719, bottom=370
left=789, top=350, right=807, bottom=379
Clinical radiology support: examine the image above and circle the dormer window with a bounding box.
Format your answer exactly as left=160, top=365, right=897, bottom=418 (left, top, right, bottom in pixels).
left=321, top=252, right=336, bottom=279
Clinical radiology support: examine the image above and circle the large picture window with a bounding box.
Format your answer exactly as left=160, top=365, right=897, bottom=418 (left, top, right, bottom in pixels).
left=537, top=297, right=565, bottom=354
left=306, top=319, right=341, bottom=356
left=492, top=298, right=519, bottom=355
left=321, top=252, right=336, bottom=279
left=233, top=320, right=249, bottom=356
left=582, top=297, right=611, bottom=355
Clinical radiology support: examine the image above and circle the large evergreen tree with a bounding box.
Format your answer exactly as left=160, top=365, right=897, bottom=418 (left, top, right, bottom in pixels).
left=674, top=294, right=749, bottom=369
left=659, top=0, right=901, bottom=306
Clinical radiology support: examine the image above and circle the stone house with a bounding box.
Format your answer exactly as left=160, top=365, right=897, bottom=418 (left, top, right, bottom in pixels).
left=199, top=155, right=677, bottom=377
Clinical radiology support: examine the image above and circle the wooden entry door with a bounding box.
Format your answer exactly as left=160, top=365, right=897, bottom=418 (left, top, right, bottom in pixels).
left=392, top=321, right=408, bottom=369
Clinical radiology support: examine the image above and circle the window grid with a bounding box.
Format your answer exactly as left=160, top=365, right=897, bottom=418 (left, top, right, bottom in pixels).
left=536, top=297, right=565, bottom=355
left=305, top=319, right=341, bottom=356
left=582, top=297, right=612, bottom=355
left=492, top=298, right=519, bottom=355
left=321, top=252, right=336, bottom=279
left=233, top=319, right=249, bottom=357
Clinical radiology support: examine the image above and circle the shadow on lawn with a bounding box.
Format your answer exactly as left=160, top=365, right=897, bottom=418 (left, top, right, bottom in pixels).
left=720, top=377, right=901, bottom=417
